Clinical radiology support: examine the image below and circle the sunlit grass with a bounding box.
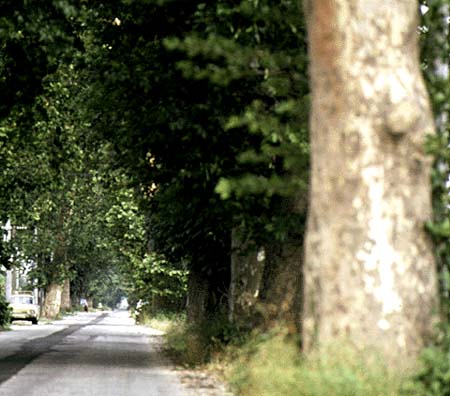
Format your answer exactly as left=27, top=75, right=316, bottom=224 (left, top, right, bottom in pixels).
left=147, top=313, right=434, bottom=396
left=228, top=330, right=407, bottom=396
left=139, top=311, right=185, bottom=333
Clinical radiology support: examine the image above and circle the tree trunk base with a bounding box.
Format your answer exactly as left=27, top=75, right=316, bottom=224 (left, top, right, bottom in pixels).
left=42, top=283, right=62, bottom=319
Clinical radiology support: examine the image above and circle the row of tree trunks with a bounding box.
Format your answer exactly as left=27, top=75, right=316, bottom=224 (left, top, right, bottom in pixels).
left=228, top=197, right=305, bottom=333
left=186, top=258, right=231, bottom=324
left=182, top=1, right=437, bottom=367
left=227, top=236, right=304, bottom=333
left=223, top=1, right=439, bottom=366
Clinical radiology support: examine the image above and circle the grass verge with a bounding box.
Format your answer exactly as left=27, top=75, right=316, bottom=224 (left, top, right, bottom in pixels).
left=229, top=330, right=405, bottom=396
left=143, top=313, right=449, bottom=396
left=137, top=310, right=185, bottom=333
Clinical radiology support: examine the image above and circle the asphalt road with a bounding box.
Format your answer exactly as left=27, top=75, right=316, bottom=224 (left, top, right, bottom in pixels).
left=0, top=310, right=189, bottom=396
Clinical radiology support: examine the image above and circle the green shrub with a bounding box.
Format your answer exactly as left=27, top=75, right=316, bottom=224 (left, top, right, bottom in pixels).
left=164, top=314, right=244, bottom=366
left=402, top=328, right=450, bottom=396
left=129, top=253, right=188, bottom=314
left=0, top=293, right=11, bottom=328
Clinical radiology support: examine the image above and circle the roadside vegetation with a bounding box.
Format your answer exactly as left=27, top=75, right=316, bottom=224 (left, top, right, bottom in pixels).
left=0, top=1, right=449, bottom=395
left=0, top=294, right=11, bottom=329
left=144, top=2, right=450, bottom=394
left=156, top=315, right=450, bottom=395
left=0, top=276, right=10, bottom=328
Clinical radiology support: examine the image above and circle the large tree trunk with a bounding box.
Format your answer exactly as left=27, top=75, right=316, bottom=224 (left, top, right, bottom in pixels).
left=42, top=282, right=62, bottom=319
left=303, top=0, right=438, bottom=362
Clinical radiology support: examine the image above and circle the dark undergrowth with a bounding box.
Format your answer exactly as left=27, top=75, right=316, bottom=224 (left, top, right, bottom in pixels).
left=0, top=293, right=11, bottom=329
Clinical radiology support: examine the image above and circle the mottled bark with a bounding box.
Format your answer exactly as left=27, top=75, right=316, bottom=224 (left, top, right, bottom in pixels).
left=42, top=282, right=62, bottom=319
left=60, top=278, right=71, bottom=311
left=303, top=0, right=438, bottom=361
left=228, top=228, right=265, bottom=327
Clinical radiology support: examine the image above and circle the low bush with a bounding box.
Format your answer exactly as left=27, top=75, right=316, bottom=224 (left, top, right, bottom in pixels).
left=402, top=327, right=450, bottom=396
left=164, top=313, right=244, bottom=366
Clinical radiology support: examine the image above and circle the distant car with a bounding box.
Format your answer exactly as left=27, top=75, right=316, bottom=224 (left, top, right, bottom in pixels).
left=10, top=293, right=40, bottom=325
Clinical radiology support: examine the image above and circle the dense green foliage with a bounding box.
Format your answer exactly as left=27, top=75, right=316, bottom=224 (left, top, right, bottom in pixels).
left=407, top=4, right=450, bottom=394
left=407, top=345, right=450, bottom=396
left=0, top=276, right=11, bottom=327
left=52, top=0, right=310, bottom=319
left=420, top=1, right=450, bottom=315
left=0, top=2, right=448, bottom=394
left=0, top=293, right=11, bottom=328
left=129, top=253, right=187, bottom=312
left=0, top=0, right=78, bottom=118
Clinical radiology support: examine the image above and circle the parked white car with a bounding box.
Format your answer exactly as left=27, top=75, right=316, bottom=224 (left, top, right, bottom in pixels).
left=10, top=293, right=40, bottom=325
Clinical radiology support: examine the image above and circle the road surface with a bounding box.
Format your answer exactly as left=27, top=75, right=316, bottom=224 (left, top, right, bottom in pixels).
left=0, top=310, right=190, bottom=396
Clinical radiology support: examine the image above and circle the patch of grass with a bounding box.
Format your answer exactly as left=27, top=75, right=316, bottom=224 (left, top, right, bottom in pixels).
left=140, top=311, right=185, bottom=333
left=228, top=329, right=407, bottom=396
left=155, top=313, right=441, bottom=396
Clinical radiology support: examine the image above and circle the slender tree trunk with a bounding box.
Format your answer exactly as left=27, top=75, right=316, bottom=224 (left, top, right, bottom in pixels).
left=228, top=227, right=265, bottom=328
left=186, top=270, right=209, bottom=324
left=42, top=283, right=62, bottom=319
left=303, top=0, right=438, bottom=361
left=186, top=237, right=231, bottom=325
left=258, top=197, right=305, bottom=333
left=259, top=239, right=303, bottom=334
left=60, top=278, right=71, bottom=311
left=87, top=297, right=94, bottom=309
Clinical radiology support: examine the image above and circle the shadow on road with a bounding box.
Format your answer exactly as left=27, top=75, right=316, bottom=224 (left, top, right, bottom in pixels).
left=0, top=313, right=108, bottom=385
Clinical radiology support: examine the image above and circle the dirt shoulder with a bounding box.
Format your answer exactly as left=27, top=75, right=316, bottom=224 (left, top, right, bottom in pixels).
left=176, top=367, right=233, bottom=396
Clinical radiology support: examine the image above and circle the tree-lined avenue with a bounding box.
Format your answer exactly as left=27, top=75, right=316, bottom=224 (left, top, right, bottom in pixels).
left=0, top=311, right=188, bottom=396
